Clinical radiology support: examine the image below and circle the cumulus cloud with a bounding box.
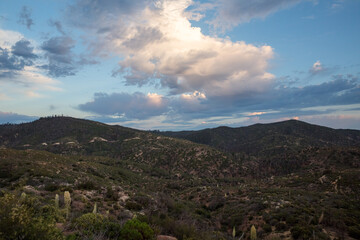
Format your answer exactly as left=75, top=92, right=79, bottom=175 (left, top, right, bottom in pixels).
left=68, top=0, right=275, bottom=98
left=40, top=36, right=98, bottom=77
left=40, top=36, right=77, bottom=77
left=0, top=29, right=62, bottom=97
left=11, top=39, right=37, bottom=59
left=18, top=6, right=34, bottom=29
left=0, top=39, right=38, bottom=79
left=78, top=92, right=169, bottom=120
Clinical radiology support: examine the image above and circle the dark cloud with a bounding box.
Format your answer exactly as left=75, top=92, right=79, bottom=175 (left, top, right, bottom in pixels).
left=18, top=6, right=34, bottom=29
left=0, top=71, right=18, bottom=79
left=41, top=36, right=76, bottom=77
left=0, top=43, right=35, bottom=78
left=40, top=36, right=99, bottom=77
left=49, top=105, right=57, bottom=111
left=49, top=20, right=66, bottom=35
left=78, top=92, right=169, bottom=120
left=0, top=47, right=25, bottom=72
left=0, top=39, right=38, bottom=80
left=169, top=76, right=360, bottom=121
left=211, top=0, right=302, bottom=29
left=11, top=39, right=37, bottom=59
left=0, top=111, right=37, bottom=124
left=67, top=0, right=148, bottom=29
left=122, top=27, right=163, bottom=50
left=41, top=36, right=74, bottom=56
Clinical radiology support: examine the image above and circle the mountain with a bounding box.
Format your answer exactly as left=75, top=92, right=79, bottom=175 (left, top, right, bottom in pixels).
left=0, top=116, right=240, bottom=180
left=160, top=120, right=360, bottom=155
left=0, top=117, right=360, bottom=240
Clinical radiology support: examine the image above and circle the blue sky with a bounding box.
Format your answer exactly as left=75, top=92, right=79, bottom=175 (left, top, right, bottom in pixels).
left=0, top=0, right=359, bottom=130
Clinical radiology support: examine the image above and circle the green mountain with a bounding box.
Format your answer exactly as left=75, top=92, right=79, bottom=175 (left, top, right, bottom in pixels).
left=0, top=117, right=359, bottom=240
left=160, top=120, right=360, bottom=155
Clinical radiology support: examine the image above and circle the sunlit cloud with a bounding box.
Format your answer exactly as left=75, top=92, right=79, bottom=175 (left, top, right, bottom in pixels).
left=248, top=112, right=267, bottom=116
left=70, top=0, right=275, bottom=98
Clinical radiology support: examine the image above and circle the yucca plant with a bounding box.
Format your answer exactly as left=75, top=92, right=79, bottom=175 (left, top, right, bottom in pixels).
left=92, top=202, right=97, bottom=214
left=250, top=225, right=257, bottom=240
left=64, top=191, right=71, bottom=219
left=55, top=194, right=59, bottom=209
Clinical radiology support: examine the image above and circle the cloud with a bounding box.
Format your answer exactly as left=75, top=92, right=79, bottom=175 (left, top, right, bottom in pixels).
left=0, top=39, right=38, bottom=80
left=11, top=39, right=37, bottom=59
left=40, top=36, right=76, bottom=77
left=309, top=60, right=330, bottom=75
left=78, top=92, right=169, bottom=120
left=0, top=30, right=62, bottom=97
left=49, top=20, right=66, bottom=35
left=18, top=6, right=34, bottom=29
left=331, top=0, right=345, bottom=9
left=210, top=0, right=302, bottom=30
left=69, top=0, right=275, bottom=99
left=301, top=114, right=360, bottom=130
left=0, top=111, right=37, bottom=124
left=0, top=47, right=29, bottom=72
left=0, top=38, right=39, bottom=80
left=0, top=29, right=24, bottom=49
left=310, top=60, right=323, bottom=73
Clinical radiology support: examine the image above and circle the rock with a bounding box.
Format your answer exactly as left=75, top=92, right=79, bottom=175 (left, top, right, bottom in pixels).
left=157, top=235, right=178, bottom=240
left=319, top=175, right=329, bottom=184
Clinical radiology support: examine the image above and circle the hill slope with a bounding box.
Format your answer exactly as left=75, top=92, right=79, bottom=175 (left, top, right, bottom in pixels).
left=1, top=117, right=360, bottom=239
left=161, top=120, right=360, bottom=155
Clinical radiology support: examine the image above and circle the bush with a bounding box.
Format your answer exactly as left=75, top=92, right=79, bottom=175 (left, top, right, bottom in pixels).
left=74, top=213, right=121, bottom=238
left=291, top=225, right=314, bottom=240
left=44, top=183, right=59, bottom=192
left=0, top=193, right=64, bottom=240
left=348, top=225, right=360, bottom=239
left=263, top=223, right=272, bottom=233
left=125, top=200, right=143, bottom=211
left=76, top=180, right=98, bottom=190
left=275, top=222, right=289, bottom=231
left=119, top=219, right=154, bottom=240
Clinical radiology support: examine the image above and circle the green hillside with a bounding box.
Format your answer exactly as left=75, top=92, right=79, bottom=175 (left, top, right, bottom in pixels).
left=0, top=117, right=359, bottom=240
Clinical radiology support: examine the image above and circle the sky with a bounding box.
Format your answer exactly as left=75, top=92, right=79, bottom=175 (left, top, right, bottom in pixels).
left=0, top=0, right=359, bottom=130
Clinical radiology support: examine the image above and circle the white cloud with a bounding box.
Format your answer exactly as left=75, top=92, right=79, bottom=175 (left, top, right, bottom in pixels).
left=310, top=60, right=326, bottom=75
left=73, top=0, right=275, bottom=99
left=0, top=29, right=23, bottom=49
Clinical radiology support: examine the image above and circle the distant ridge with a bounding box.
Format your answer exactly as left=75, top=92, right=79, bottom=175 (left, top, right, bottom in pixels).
left=160, top=119, right=360, bottom=155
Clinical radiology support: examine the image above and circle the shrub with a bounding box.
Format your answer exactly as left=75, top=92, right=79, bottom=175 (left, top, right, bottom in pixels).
left=348, top=225, right=360, bottom=239
left=291, top=225, right=314, bottom=240
left=119, top=218, right=154, bottom=240
left=263, top=224, right=272, bottom=233
left=76, top=180, right=98, bottom=190
left=44, top=183, right=59, bottom=192
left=0, top=193, right=64, bottom=240
left=74, top=213, right=105, bottom=236
left=275, top=222, right=289, bottom=231
left=125, top=200, right=143, bottom=211
left=74, top=213, right=122, bottom=238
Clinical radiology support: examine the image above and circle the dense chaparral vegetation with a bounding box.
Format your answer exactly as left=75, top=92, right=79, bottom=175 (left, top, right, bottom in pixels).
left=0, top=116, right=359, bottom=239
